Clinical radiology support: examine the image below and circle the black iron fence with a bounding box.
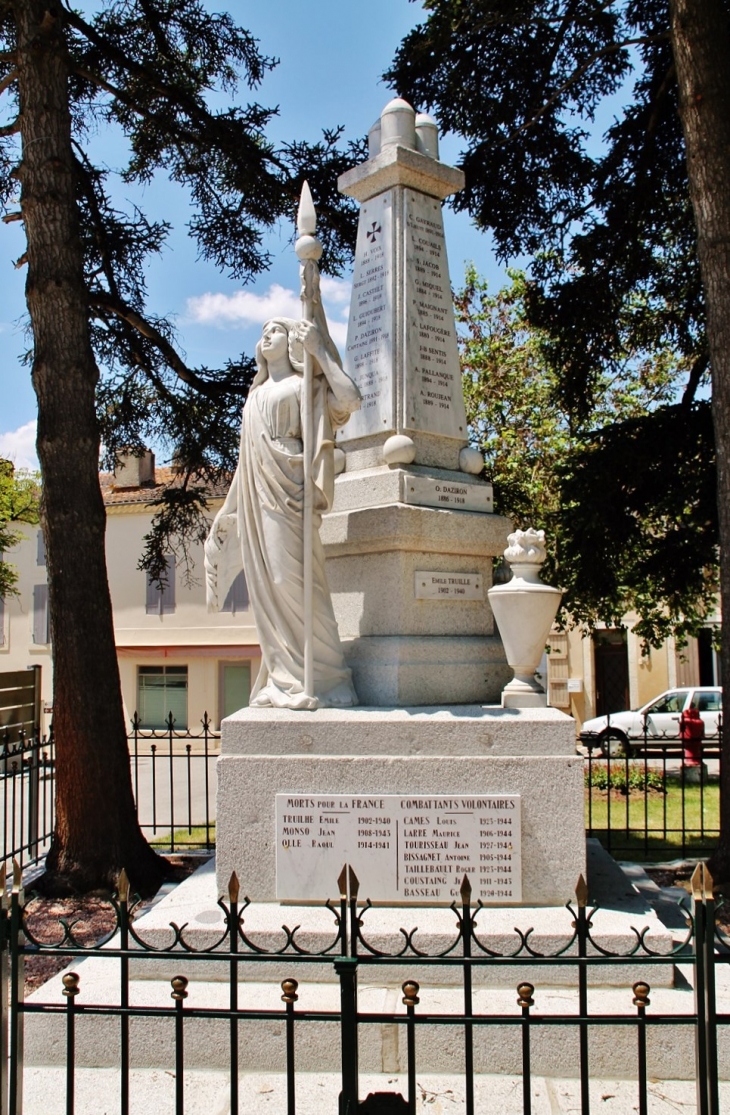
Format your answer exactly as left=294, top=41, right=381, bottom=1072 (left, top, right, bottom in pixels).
left=128, top=712, right=218, bottom=853
left=0, top=861, right=725, bottom=1115
left=0, top=712, right=219, bottom=870
left=583, top=720, right=722, bottom=860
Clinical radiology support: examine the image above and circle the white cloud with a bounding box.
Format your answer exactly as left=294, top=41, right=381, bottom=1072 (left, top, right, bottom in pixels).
left=186, top=278, right=352, bottom=354
left=319, top=276, right=352, bottom=306
left=0, top=420, right=38, bottom=471
left=187, top=283, right=301, bottom=327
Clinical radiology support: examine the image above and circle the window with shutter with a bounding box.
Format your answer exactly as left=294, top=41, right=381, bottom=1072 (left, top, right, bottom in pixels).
left=32, top=584, right=49, bottom=644
left=222, top=571, right=249, bottom=615
left=547, top=631, right=570, bottom=709
left=36, top=531, right=46, bottom=567
left=145, top=555, right=176, bottom=615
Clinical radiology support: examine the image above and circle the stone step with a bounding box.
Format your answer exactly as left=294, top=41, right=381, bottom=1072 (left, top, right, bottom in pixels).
left=18, top=1068, right=729, bottom=1115
left=23, top=964, right=724, bottom=1081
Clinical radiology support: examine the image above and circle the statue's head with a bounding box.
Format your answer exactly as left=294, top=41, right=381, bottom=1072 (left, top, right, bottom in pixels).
left=252, top=318, right=305, bottom=387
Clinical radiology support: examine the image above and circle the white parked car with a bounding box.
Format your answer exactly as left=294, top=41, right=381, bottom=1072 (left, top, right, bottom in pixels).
left=579, top=686, right=722, bottom=756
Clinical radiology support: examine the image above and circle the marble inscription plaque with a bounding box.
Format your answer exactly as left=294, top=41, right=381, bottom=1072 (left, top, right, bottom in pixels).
left=415, top=572, right=483, bottom=600
left=340, top=192, right=394, bottom=440
left=403, top=190, right=467, bottom=440
left=276, top=793, right=522, bottom=904
left=403, top=474, right=493, bottom=513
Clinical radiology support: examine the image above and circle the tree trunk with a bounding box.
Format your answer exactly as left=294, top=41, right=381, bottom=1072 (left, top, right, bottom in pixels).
left=14, top=0, right=164, bottom=895
left=670, top=0, right=730, bottom=885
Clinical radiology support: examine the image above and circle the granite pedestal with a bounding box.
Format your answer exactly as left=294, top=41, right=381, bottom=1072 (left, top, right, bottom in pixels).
left=216, top=705, right=584, bottom=906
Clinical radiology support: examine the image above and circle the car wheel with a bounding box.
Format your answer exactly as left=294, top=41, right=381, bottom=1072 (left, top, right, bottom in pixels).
left=599, top=729, right=631, bottom=758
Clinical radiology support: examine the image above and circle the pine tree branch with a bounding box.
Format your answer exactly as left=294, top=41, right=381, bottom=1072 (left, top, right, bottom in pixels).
left=682, top=353, right=709, bottom=407
left=89, top=292, right=233, bottom=399
left=65, top=7, right=282, bottom=160
left=0, top=69, right=18, bottom=96
left=504, top=34, right=670, bottom=142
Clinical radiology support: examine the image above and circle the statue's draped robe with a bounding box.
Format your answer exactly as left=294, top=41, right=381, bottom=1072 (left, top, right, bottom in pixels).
left=207, top=372, right=357, bottom=709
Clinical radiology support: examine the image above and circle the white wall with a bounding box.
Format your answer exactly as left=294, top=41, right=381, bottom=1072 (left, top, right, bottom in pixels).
left=1, top=501, right=262, bottom=733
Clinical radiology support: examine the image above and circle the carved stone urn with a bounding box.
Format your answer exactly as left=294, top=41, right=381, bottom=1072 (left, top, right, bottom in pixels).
left=487, top=528, right=562, bottom=708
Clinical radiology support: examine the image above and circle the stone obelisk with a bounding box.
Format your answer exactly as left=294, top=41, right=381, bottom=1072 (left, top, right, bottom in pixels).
left=321, top=98, right=512, bottom=706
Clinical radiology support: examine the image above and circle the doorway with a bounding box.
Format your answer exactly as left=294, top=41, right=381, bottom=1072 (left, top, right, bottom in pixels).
left=593, top=629, right=630, bottom=716
left=219, top=662, right=251, bottom=727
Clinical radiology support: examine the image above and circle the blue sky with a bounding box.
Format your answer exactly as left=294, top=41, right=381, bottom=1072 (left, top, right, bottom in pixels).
left=0, top=0, right=511, bottom=469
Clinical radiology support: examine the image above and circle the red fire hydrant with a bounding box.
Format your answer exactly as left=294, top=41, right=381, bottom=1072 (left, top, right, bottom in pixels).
left=680, top=706, right=705, bottom=768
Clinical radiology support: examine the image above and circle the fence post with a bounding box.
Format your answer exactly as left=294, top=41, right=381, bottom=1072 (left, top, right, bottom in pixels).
left=402, top=980, right=419, bottom=1115
left=118, top=870, right=130, bottom=1115
left=281, top=979, right=299, bottom=1115
left=691, top=864, right=710, bottom=1115
left=228, top=872, right=239, bottom=1115
left=460, top=875, right=475, bottom=1115
left=575, top=875, right=590, bottom=1115
left=695, top=860, right=722, bottom=1115
left=8, top=861, right=24, bottom=1115
left=336, top=958, right=359, bottom=1115
left=171, top=976, right=189, bottom=1115
left=698, top=864, right=719, bottom=1115
left=632, top=981, right=650, bottom=1115
left=0, top=863, right=8, bottom=1115
left=62, top=972, right=80, bottom=1115
left=517, top=982, right=534, bottom=1115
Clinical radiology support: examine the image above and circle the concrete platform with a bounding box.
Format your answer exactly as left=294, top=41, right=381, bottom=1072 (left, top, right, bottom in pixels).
left=21, top=1069, right=725, bottom=1115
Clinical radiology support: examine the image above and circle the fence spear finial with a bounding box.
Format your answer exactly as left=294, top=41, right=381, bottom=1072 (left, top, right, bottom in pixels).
left=117, top=868, right=130, bottom=903
left=575, top=874, right=589, bottom=908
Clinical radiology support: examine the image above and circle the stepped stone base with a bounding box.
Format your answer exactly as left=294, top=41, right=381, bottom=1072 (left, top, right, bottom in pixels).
left=216, top=705, right=582, bottom=906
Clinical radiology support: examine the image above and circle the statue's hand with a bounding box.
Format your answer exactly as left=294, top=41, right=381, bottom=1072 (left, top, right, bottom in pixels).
left=298, top=320, right=324, bottom=357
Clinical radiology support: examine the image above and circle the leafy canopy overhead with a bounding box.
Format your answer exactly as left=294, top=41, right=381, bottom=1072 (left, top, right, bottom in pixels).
left=0, top=0, right=361, bottom=576
left=386, top=0, right=707, bottom=417
left=389, top=0, right=719, bottom=641
left=457, top=269, right=717, bottom=646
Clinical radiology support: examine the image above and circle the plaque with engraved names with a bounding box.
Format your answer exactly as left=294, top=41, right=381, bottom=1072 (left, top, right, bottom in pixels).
left=340, top=192, right=394, bottom=439
left=276, top=793, right=521, bottom=904
left=415, top=572, right=483, bottom=600
left=403, top=474, right=493, bottom=513
left=403, top=190, right=467, bottom=440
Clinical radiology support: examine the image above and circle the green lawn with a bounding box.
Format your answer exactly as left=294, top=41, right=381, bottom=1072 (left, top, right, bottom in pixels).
left=586, top=771, right=719, bottom=861
left=149, top=823, right=216, bottom=851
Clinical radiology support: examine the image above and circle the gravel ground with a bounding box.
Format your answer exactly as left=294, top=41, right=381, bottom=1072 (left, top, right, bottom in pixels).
left=18, top=856, right=205, bottom=994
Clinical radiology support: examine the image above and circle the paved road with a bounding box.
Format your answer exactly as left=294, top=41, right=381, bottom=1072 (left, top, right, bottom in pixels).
left=132, top=753, right=218, bottom=845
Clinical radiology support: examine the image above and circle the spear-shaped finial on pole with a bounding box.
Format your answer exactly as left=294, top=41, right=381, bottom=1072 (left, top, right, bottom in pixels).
left=295, top=182, right=323, bottom=704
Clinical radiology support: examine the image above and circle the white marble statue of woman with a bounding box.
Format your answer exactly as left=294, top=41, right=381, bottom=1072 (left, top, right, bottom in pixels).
left=204, top=315, right=361, bottom=709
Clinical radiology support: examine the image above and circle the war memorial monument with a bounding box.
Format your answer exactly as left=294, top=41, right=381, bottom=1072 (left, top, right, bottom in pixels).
left=208, top=98, right=585, bottom=909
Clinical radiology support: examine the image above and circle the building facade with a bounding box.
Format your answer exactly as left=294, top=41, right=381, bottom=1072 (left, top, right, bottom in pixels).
left=546, top=616, right=721, bottom=728
left=0, top=453, right=260, bottom=733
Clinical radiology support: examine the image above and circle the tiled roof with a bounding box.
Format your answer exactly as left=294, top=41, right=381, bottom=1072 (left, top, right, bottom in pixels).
left=100, top=467, right=231, bottom=506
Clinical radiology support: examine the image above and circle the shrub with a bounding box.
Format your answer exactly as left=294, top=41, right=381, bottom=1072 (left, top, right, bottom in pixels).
left=585, top=763, right=666, bottom=795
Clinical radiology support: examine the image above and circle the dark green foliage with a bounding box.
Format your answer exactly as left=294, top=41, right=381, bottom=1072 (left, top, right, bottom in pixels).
left=389, top=0, right=719, bottom=639
left=0, top=0, right=359, bottom=578
left=387, top=1, right=705, bottom=418
left=555, top=403, right=718, bottom=645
